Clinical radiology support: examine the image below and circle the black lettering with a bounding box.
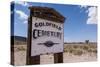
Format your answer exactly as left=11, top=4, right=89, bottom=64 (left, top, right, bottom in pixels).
left=56, top=32, right=62, bottom=39
left=46, top=31, right=50, bottom=36
left=39, top=22, right=43, bottom=27
left=38, top=30, right=41, bottom=37
left=34, top=22, right=62, bottom=30
left=33, top=29, right=37, bottom=39
left=34, top=23, right=38, bottom=27
left=32, top=29, right=62, bottom=39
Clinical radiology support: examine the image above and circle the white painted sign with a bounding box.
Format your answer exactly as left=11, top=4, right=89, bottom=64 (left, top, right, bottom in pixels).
left=31, top=17, right=64, bottom=56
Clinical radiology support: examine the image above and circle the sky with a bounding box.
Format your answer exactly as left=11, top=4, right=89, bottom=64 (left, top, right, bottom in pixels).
left=11, top=1, right=97, bottom=42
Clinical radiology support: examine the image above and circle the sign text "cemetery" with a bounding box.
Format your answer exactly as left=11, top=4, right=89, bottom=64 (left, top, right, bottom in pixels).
left=33, top=22, right=62, bottom=39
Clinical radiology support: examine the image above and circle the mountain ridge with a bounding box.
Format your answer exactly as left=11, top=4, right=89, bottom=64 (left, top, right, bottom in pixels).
left=11, top=36, right=27, bottom=42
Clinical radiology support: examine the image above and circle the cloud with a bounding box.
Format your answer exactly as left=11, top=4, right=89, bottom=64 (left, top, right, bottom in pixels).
left=86, top=7, right=97, bottom=24
left=12, top=1, right=29, bottom=24
left=79, top=5, right=97, bottom=24
left=14, top=1, right=29, bottom=7
left=15, top=10, right=28, bottom=19
left=15, top=9, right=28, bottom=24
left=79, top=5, right=88, bottom=9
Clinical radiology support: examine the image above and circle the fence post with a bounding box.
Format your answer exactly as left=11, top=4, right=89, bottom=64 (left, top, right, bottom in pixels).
left=54, top=52, right=63, bottom=63
left=26, top=13, right=40, bottom=65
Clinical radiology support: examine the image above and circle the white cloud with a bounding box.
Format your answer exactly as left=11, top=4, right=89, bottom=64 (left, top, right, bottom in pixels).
left=79, top=5, right=88, bottom=13
left=23, top=21, right=28, bottom=24
left=13, top=1, right=29, bottom=24
left=87, top=7, right=97, bottom=24
left=15, top=10, right=28, bottom=19
left=14, top=1, right=29, bottom=7
left=15, top=9, right=28, bottom=24
left=79, top=5, right=88, bottom=9
left=79, top=5, right=97, bottom=24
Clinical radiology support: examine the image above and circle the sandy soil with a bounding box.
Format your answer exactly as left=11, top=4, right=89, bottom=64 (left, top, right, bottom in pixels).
left=14, top=48, right=97, bottom=66
left=63, top=53, right=97, bottom=63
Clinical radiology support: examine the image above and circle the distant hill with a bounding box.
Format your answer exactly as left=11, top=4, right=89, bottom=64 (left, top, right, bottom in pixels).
left=11, top=36, right=27, bottom=45
left=11, top=36, right=27, bottom=42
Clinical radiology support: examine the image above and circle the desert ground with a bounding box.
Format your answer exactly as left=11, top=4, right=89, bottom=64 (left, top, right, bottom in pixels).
left=13, top=43, right=97, bottom=66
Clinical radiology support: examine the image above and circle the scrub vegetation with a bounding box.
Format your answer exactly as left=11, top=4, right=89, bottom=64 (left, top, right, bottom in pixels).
left=64, top=43, right=97, bottom=56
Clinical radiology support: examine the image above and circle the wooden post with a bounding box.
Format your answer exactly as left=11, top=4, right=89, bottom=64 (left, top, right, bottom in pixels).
left=54, top=52, right=63, bottom=63
left=11, top=2, right=15, bottom=65
left=11, top=36, right=14, bottom=65
left=26, top=12, right=40, bottom=65
left=28, top=56, right=40, bottom=65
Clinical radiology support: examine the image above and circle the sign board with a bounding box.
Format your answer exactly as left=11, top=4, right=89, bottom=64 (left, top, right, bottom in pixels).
left=31, top=17, right=64, bottom=56
left=27, top=6, right=65, bottom=64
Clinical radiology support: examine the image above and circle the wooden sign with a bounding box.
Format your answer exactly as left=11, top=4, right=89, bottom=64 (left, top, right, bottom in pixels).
left=27, top=6, right=65, bottom=64
left=31, top=16, right=64, bottom=56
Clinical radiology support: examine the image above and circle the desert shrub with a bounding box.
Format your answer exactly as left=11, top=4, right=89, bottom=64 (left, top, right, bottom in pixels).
left=88, top=48, right=97, bottom=53
left=66, top=48, right=83, bottom=56
left=73, top=50, right=83, bottom=56
left=87, top=48, right=92, bottom=52
left=93, top=50, right=97, bottom=53
left=64, top=43, right=97, bottom=55
left=69, top=49, right=74, bottom=53
left=82, top=45, right=89, bottom=50
left=73, top=45, right=78, bottom=49
left=64, top=44, right=84, bottom=55
left=64, top=49, right=69, bottom=52
left=17, top=46, right=26, bottom=51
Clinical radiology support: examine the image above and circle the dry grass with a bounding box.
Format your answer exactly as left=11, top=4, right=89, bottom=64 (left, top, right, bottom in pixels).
left=14, top=43, right=97, bottom=55
left=13, top=43, right=97, bottom=65
left=14, top=45, right=27, bottom=52
left=64, top=43, right=97, bottom=56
